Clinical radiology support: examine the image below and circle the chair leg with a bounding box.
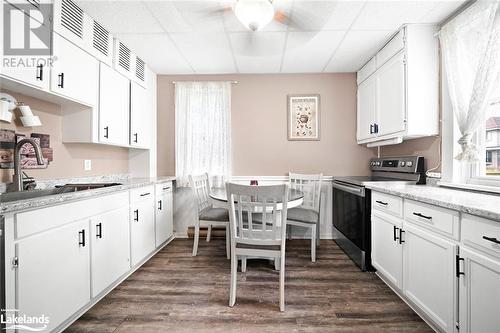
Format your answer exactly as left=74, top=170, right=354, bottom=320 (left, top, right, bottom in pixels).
left=192, top=223, right=200, bottom=256
left=229, top=250, right=237, bottom=307
left=316, top=221, right=320, bottom=246
left=241, top=256, right=247, bottom=272
left=311, top=224, right=317, bottom=262
left=279, top=254, right=285, bottom=312
left=206, top=224, right=212, bottom=242
left=225, top=226, right=230, bottom=259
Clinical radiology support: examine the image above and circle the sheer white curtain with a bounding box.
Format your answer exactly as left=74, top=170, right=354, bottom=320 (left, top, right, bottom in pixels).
left=440, top=1, right=500, bottom=162
left=175, top=81, right=231, bottom=185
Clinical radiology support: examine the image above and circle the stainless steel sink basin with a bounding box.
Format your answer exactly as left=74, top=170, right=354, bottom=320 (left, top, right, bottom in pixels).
left=0, top=182, right=122, bottom=203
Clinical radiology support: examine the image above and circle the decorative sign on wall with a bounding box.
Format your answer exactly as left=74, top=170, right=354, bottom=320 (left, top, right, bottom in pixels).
left=0, top=130, right=52, bottom=169
left=287, top=94, right=320, bottom=141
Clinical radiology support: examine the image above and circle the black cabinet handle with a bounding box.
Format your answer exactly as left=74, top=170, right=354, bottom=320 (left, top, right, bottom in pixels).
left=370, top=124, right=374, bottom=134
left=36, top=64, right=43, bottom=81
left=96, top=223, right=102, bottom=239
left=413, top=212, right=432, bottom=220
left=376, top=200, right=388, bottom=206
left=58, top=73, right=64, bottom=88
left=140, top=192, right=150, bottom=197
left=134, top=209, right=139, bottom=222
left=162, top=186, right=171, bottom=190
left=456, top=255, right=465, bottom=277
left=158, top=200, right=162, bottom=210
left=393, top=225, right=399, bottom=242
left=482, top=236, right=500, bottom=244
left=133, top=133, right=138, bottom=143
left=374, top=123, right=379, bottom=133
left=104, top=126, right=109, bottom=139
left=399, top=229, right=405, bottom=244
left=78, top=229, right=86, bottom=247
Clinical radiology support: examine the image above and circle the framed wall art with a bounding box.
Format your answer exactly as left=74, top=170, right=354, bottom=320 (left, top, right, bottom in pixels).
left=287, top=94, right=320, bottom=141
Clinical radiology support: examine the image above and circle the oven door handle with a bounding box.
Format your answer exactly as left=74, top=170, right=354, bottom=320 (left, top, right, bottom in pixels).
left=332, top=182, right=365, bottom=197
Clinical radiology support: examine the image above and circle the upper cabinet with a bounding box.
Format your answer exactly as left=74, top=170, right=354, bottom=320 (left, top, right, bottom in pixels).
left=130, top=82, right=150, bottom=148
left=356, top=25, right=439, bottom=146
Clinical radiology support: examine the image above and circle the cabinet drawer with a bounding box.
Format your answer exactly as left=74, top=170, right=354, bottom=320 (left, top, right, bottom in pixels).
left=130, top=185, right=155, bottom=203
left=462, top=214, right=500, bottom=258
left=155, top=182, right=173, bottom=196
left=372, top=192, right=403, bottom=218
left=357, top=57, right=376, bottom=84
left=376, top=30, right=405, bottom=67
left=404, top=200, right=459, bottom=239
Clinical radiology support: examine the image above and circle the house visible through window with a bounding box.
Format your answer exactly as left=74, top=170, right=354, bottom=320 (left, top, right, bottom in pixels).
left=484, top=104, right=500, bottom=176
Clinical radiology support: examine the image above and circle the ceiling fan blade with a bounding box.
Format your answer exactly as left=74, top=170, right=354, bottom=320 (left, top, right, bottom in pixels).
left=274, top=1, right=338, bottom=31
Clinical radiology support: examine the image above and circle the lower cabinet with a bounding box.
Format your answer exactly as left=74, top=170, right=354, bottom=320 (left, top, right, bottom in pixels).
left=130, top=193, right=156, bottom=266
left=156, top=187, right=174, bottom=246
left=16, top=219, right=91, bottom=332
left=90, top=206, right=131, bottom=297
left=403, top=224, right=456, bottom=332
left=458, top=247, right=500, bottom=333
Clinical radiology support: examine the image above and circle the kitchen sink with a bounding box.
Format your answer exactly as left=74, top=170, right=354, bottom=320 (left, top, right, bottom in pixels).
left=0, top=183, right=122, bottom=203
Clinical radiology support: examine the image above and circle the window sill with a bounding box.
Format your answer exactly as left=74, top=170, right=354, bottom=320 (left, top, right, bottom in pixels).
left=437, top=181, right=500, bottom=195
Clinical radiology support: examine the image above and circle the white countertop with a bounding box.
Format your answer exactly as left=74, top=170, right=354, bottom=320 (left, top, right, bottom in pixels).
left=365, top=182, right=500, bottom=222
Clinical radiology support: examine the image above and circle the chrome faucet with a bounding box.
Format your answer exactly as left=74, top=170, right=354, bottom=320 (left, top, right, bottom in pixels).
left=12, top=138, right=44, bottom=192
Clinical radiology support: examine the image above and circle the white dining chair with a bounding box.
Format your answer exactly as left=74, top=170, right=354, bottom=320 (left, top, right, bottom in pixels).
left=287, top=173, right=323, bottom=262
left=189, top=173, right=230, bottom=258
left=226, top=183, right=289, bottom=312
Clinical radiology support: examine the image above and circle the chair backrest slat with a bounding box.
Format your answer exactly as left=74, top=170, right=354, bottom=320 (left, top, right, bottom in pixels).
left=189, top=173, right=212, bottom=213
left=289, top=173, right=323, bottom=212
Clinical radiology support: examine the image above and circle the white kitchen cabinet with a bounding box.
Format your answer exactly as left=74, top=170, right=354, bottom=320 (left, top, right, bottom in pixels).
left=156, top=184, right=174, bottom=246
left=376, top=52, right=406, bottom=137
left=357, top=75, right=377, bottom=141
left=130, top=82, right=150, bottom=148
left=90, top=206, right=131, bottom=297
left=356, top=24, right=439, bottom=146
left=130, top=189, right=156, bottom=266
left=371, top=213, right=403, bottom=290
left=99, top=62, right=130, bottom=146
left=16, top=219, right=90, bottom=332
left=403, top=224, right=456, bottom=333
left=51, top=33, right=99, bottom=106
left=458, top=247, right=500, bottom=333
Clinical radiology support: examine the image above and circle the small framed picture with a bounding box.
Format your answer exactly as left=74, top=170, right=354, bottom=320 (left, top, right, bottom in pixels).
left=287, top=94, right=320, bottom=141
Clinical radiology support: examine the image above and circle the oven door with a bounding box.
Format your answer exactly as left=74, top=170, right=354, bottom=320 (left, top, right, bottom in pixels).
left=332, top=181, right=371, bottom=270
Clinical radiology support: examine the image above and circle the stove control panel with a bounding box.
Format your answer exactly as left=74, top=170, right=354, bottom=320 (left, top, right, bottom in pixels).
left=370, top=156, right=423, bottom=173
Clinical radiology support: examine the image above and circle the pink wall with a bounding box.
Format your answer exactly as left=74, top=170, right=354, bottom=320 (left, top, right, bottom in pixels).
left=157, top=73, right=376, bottom=176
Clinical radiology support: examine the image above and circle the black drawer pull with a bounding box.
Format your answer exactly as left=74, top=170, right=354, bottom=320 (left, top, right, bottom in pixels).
left=96, top=222, right=102, bottom=239
left=413, top=212, right=432, bottom=220
left=140, top=192, right=150, bottom=197
left=162, top=186, right=171, bottom=190
left=482, top=236, right=500, bottom=244
left=78, top=229, right=86, bottom=247
left=370, top=124, right=374, bottom=134
left=158, top=200, right=162, bottom=210
left=456, top=255, right=465, bottom=277
left=104, top=126, right=109, bottom=139
left=393, top=225, right=399, bottom=242
left=376, top=200, right=388, bottom=206
left=399, top=229, right=405, bottom=244
left=134, top=209, right=139, bottom=222
left=58, top=73, right=64, bottom=88
left=36, top=64, right=43, bottom=81
left=133, top=133, right=138, bottom=143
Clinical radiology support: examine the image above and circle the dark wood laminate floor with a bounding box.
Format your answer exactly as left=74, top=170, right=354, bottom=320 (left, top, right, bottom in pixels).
left=67, top=239, right=432, bottom=333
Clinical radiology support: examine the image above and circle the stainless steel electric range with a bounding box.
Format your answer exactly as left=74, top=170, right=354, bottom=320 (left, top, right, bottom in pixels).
left=332, top=156, right=425, bottom=271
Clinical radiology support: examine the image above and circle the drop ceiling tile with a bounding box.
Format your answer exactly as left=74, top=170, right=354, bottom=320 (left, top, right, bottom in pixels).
left=115, top=33, right=193, bottom=74
left=420, top=0, right=466, bottom=24
left=282, top=31, right=345, bottom=73
left=229, top=32, right=286, bottom=73
left=351, top=1, right=440, bottom=31
left=77, top=1, right=163, bottom=33
left=325, top=30, right=394, bottom=72
left=170, top=32, right=236, bottom=74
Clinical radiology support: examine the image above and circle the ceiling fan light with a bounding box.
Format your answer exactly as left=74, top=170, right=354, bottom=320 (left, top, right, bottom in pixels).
left=235, top=0, right=275, bottom=31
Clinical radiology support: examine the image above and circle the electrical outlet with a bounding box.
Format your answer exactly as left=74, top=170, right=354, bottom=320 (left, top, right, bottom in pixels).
left=84, top=160, right=92, bottom=171
left=426, top=172, right=441, bottom=179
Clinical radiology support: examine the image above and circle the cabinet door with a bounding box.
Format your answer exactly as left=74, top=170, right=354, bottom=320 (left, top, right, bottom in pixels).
left=16, top=219, right=90, bottom=332
left=403, top=225, right=456, bottom=333
left=91, top=206, right=131, bottom=297
left=99, top=63, right=130, bottom=146
left=130, top=82, right=149, bottom=148
left=376, top=51, right=406, bottom=137
left=357, top=75, right=377, bottom=141
left=459, top=247, right=500, bottom=333
left=371, top=214, right=403, bottom=289
left=156, top=190, right=173, bottom=247
left=130, top=199, right=156, bottom=266
left=51, top=34, right=98, bottom=106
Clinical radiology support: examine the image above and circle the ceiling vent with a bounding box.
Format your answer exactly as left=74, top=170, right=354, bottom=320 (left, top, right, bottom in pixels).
left=135, top=57, right=145, bottom=82
left=26, top=0, right=40, bottom=8
left=61, top=0, right=83, bottom=39
left=93, top=20, right=110, bottom=57
left=118, top=42, right=131, bottom=72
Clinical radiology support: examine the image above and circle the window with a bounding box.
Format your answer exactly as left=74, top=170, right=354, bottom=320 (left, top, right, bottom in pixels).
left=482, top=102, right=500, bottom=176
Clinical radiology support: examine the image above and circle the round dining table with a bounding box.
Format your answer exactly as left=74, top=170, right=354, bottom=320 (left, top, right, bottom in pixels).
left=209, top=187, right=304, bottom=210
